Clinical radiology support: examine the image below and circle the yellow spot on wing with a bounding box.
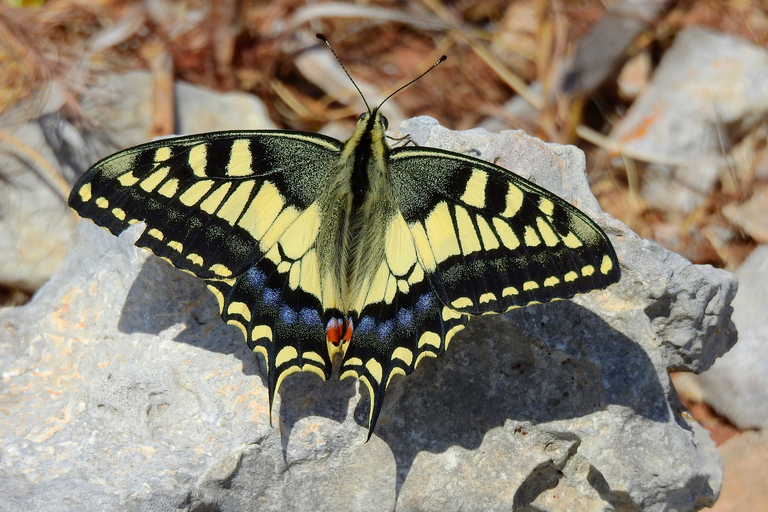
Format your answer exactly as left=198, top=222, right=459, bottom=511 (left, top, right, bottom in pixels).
left=544, top=276, right=560, bottom=287
left=536, top=217, right=560, bottom=247
left=276, top=346, right=298, bottom=367
left=442, top=306, right=463, bottom=321
left=154, top=146, right=172, bottom=162
left=407, top=263, right=425, bottom=285
left=524, top=225, right=541, bottom=247
left=345, top=357, right=363, bottom=368
left=118, top=172, right=139, bottom=187
left=199, top=182, right=233, bottom=215
left=409, top=222, right=436, bottom=272
left=392, top=347, right=413, bottom=366
left=227, top=301, right=252, bottom=322
left=444, top=323, right=466, bottom=349
left=158, top=178, right=180, bottom=198
left=601, top=254, right=614, bottom=274
left=217, top=181, right=255, bottom=225
left=561, top=232, right=583, bottom=248
left=148, top=228, right=164, bottom=240
left=418, top=331, right=441, bottom=349
left=79, top=183, right=92, bottom=202
left=140, top=167, right=170, bottom=192
left=582, top=265, right=595, bottom=277
left=206, top=284, right=226, bottom=313
left=238, top=181, right=285, bottom=240
left=168, top=240, right=183, bottom=252
left=502, top=286, right=519, bottom=296
left=279, top=203, right=320, bottom=260
left=493, top=218, right=520, bottom=250
left=210, top=263, right=232, bottom=277
left=479, top=292, right=496, bottom=304
left=385, top=214, right=418, bottom=277
left=179, top=180, right=215, bottom=207
left=502, top=183, right=524, bottom=217
left=365, top=359, right=383, bottom=383
left=476, top=216, right=499, bottom=250
left=425, top=201, right=460, bottom=263
left=564, top=271, right=578, bottom=282
left=189, top=143, right=208, bottom=177
left=227, top=139, right=253, bottom=177
left=451, top=297, right=473, bottom=309
left=523, top=281, right=539, bottom=291
left=454, top=206, right=481, bottom=255
left=112, top=208, right=126, bottom=220
left=95, top=197, right=109, bottom=209
left=186, top=253, right=204, bottom=266
left=252, top=325, right=273, bottom=342
left=460, top=169, right=488, bottom=208
left=538, top=198, right=554, bottom=216
left=302, top=351, right=325, bottom=365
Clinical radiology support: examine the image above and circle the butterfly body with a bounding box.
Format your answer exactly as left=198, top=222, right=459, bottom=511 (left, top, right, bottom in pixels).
left=69, top=108, right=620, bottom=437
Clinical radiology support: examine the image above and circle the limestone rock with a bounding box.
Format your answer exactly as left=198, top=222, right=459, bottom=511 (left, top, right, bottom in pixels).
left=695, top=245, right=768, bottom=429
left=0, top=119, right=737, bottom=511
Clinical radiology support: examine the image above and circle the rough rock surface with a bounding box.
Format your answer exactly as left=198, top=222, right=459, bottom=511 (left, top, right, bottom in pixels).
left=0, top=118, right=737, bottom=511
left=695, top=245, right=768, bottom=429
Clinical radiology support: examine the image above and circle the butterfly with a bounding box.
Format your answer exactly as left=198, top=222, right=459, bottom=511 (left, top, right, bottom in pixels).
left=68, top=35, right=620, bottom=438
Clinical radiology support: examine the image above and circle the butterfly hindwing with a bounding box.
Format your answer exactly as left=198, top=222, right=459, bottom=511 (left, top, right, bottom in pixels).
left=387, top=146, right=620, bottom=315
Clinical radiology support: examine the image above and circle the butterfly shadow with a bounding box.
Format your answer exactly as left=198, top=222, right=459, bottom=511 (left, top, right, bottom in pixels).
left=117, top=255, right=360, bottom=437
left=370, top=299, right=670, bottom=497
left=118, top=255, right=265, bottom=379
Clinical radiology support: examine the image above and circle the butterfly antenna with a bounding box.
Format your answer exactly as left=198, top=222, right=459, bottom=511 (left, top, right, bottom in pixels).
left=317, top=34, right=371, bottom=113
left=377, top=54, right=447, bottom=110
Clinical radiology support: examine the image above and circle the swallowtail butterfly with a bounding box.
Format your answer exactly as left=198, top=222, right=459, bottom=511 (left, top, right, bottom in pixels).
left=69, top=36, right=620, bottom=437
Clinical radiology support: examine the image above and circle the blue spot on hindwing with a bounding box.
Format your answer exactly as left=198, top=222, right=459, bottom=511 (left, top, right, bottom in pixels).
left=246, top=266, right=267, bottom=288
left=358, top=316, right=375, bottom=334
left=299, top=307, right=322, bottom=327
left=377, top=320, right=394, bottom=341
left=280, top=305, right=297, bottom=324
left=416, top=293, right=434, bottom=314
left=397, top=307, right=414, bottom=328
left=262, top=288, right=279, bottom=306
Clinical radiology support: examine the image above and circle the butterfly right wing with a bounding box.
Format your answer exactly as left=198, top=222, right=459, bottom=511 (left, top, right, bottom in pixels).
left=69, top=130, right=346, bottom=409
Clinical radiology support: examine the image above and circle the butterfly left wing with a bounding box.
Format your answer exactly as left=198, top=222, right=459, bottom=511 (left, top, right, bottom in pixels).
left=69, top=130, right=347, bottom=413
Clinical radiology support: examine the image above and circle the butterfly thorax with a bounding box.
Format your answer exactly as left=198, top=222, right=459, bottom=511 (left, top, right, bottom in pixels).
left=315, top=110, right=396, bottom=347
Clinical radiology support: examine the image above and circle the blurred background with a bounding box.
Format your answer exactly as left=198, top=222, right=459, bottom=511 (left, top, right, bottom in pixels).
left=1, top=1, right=766, bottom=510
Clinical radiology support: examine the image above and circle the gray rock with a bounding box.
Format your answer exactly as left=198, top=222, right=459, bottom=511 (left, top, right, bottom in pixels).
left=610, top=27, right=768, bottom=214
left=695, top=245, right=768, bottom=429
left=0, top=118, right=736, bottom=511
